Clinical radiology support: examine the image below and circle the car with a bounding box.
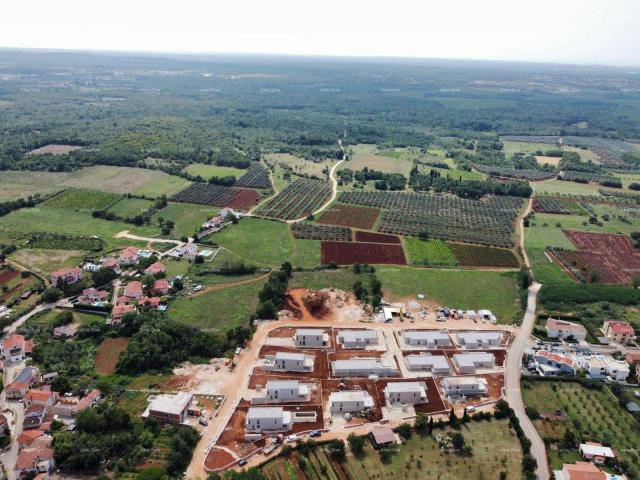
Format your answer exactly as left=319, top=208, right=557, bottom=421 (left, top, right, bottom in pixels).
left=199, top=418, right=208, bottom=426
left=238, top=459, right=248, bottom=466
left=285, top=434, right=298, bottom=443
left=309, top=430, right=321, bottom=437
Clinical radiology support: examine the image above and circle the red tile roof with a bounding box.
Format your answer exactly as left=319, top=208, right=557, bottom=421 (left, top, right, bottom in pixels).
left=123, top=281, right=143, bottom=297
left=562, top=462, right=606, bottom=480
left=14, top=448, right=54, bottom=470
left=51, top=267, right=82, bottom=276
left=145, top=261, right=166, bottom=274
left=606, top=321, right=635, bottom=336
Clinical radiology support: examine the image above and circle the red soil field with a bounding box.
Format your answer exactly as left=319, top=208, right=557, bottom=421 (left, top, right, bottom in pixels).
left=321, top=241, right=406, bottom=265
left=0, top=269, right=18, bottom=284
left=354, top=231, right=401, bottom=244
left=94, top=337, right=130, bottom=375
left=317, top=204, right=380, bottom=230
left=204, top=447, right=237, bottom=471
left=228, top=188, right=260, bottom=209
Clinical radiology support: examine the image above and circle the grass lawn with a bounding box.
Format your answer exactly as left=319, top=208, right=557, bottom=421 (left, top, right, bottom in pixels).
left=95, top=337, right=130, bottom=375
left=41, top=188, right=121, bottom=211
left=261, top=419, right=522, bottom=480
left=532, top=180, right=603, bottom=197
left=10, top=248, right=89, bottom=275
left=522, top=379, right=640, bottom=476
left=422, top=165, right=486, bottom=181
left=152, top=202, right=218, bottom=239
left=211, top=218, right=320, bottom=268
left=107, top=198, right=155, bottom=217
left=134, top=175, right=192, bottom=198
left=289, top=268, right=362, bottom=291
left=163, top=258, right=192, bottom=279
left=182, top=163, right=247, bottom=180
left=377, top=266, right=522, bottom=323
left=168, top=279, right=265, bottom=332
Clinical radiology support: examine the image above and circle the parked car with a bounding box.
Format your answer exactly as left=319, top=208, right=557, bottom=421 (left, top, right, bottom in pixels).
left=238, top=459, right=248, bottom=466
left=309, top=430, right=321, bottom=437
left=199, top=418, right=208, bottom=426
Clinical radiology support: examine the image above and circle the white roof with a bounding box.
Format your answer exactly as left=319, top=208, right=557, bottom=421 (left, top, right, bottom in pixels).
left=453, top=352, right=494, bottom=367
left=443, top=376, right=487, bottom=386
left=385, top=382, right=424, bottom=393
left=266, top=380, right=300, bottom=389
left=383, top=307, right=400, bottom=319
left=579, top=443, right=615, bottom=458
left=404, top=330, right=450, bottom=341
left=147, top=392, right=192, bottom=416
left=247, top=407, right=284, bottom=419
left=332, top=358, right=395, bottom=370
left=405, top=354, right=449, bottom=369
left=456, top=332, right=502, bottom=342
left=296, top=328, right=325, bottom=336
left=275, top=351, right=305, bottom=361
left=329, top=390, right=371, bottom=402
left=338, top=329, right=377, bottom=340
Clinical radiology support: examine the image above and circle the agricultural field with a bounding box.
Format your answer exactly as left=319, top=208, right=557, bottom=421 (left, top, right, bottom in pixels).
left=321, top=241, right=407, bottom=265
left=535, top=155, right=561, bottom=167
left=404, top=237, right=459, bottom=266
left=10, top=249, right=89, bottom=275
left=343, top=144, right=414, bottom=176
left=291, top=223, right=352, bottom=242
left=107, top=197, right=155, bottom=217
left=0, top=182, right=61, bottom=202
left=420, top=165, right=486, bottom=181
left=522, top=379, right=640, bottom=476
left=502, top=140, right=559, bottom=156
left=169, top=279, right=265, bottom=332
left=133, top=175, right=192, bottom=198
left=41, top=188, right=121, bottom=211
left=182, top=163, right=246, bottom=180
left=532, top=179, right=603, bottom=197
left=340, top=191, right=523, bottom=248
left=377, top=267, right=522, bottom=323
left=613, top=172, right=640, bottom=188
left=448, top=243, right=520, bottom=268
left=317, top=204, right=381, bottom=230
left=473, top=165, right=556, bottom=181
left=354, top=231, right=401, bottom=244
left=95, top=337, right=130, bottom=375
left=264, top=153, right=336, bottom=179
left=27, top=144, right=83, bottom=155
left=533, top=196, right=586, bottom=215
left=151, top=202, right=218, bottom=239
left=235, top=162, right=272, bottom=189
left=258, top=178, right=331, bottom=220
left=260, top=420, right=523, bottom=480
left=171, top=183, right=260, bottom=210
left=288, top=268, right=363, bottom=292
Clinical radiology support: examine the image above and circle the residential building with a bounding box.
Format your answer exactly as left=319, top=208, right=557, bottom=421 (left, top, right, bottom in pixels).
left=603, top=321, right=636, bottom=345
left=50, top=267, right=82, bottom=287
left=48, top=389, right=101, bottom=418
left=453, top=352, right=495, bottom=373
left=144, top=261, right=166, bottom=276
left=153, top=279, right=170, bottom=295
left=24, top=389, right=58, bottom=408
left=294, top=328, right=329, bottom=348
left=329, top=390, right=374, bottom=413
left=534, top=350, right=576, bottom=376
left=556, top=462, right=607, bottom=480
left=139, top=296, right=161, bottom=309
left=246, top=407, right=291, bottom=432
left=546, top=318, right=588, bottom=341
left=442, top=376, right=488, bottom=397
left=455, top=332, right=502, bottom=349
left=6, top=367, right=40, bottom=400
left=402, top=330, right=451, bottom=348
left=263, top=352, right=314, bottom=372
left=123, top=281, right=143, bottom=300
left=577, top=355, right=630, bottom=381
left=100, top=256, right=121, bottom=274
left=579, top=442, right=616, bottom=464
left=119, top=246, right=140, bottom=265
left=142, top=392, right=193, bottom=423
left=77, top=287, right=108, bottom=305
left=0, top=413, right=9, bottom=436
left=17, top=430, right=46, bottom=450
left=23, top=405, right=47, bottom=430
left=110, top=304, right=136, bottom=326
left=1, top=334, right=33, bottom=363
left=262, top=380, right=310, bottom=403
left=384, top=382, right=427, bottom=405
left=404, top=354, right=451, bottom=374
left=14, top=448, right=55, bottom=479
left=337, top=329, right=378, bottom=349
left=331, top=357, right=398, bottom=377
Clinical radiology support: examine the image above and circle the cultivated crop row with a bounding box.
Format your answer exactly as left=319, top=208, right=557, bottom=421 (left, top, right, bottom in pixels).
left=170, top=183, right=260, bottom=209
left=501, top=135, right=560, bottom=144
left=291, top=223, right=352, bottom=241
left=235, top=163, right=272, bottom=189
left=317, top=204, right=380, bottom=230
left=448, top=243, right=519, bottom=268
left=321, top=241, right=406, bottom=265
left=259, top=178, right=331, bottom=220
left=405, top=238, right=459, bottom=267
left=532, top=196, right=587, bottom=215
left=473, top=165, right=556, bottom=181
left=339, top=191, right=522, bottom=247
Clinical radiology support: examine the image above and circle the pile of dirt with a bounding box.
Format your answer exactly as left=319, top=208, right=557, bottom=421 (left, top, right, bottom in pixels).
left=302, top=290, right=329, bottom=317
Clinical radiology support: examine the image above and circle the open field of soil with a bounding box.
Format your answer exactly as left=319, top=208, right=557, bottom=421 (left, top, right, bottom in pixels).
left=321, top=241, right=406, bottom=265
left=317, top=204, right=380, bottom=230
left=354, top=231, right=401, bottom=244
left=95, top=337, right=130, bottom=375
left=204, top=447, right=237, bottom=471
left=27, top=144, right=83, bottom=155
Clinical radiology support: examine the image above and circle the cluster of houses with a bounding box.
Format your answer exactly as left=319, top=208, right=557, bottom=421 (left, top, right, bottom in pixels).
left=201, top=208, right=240, bottom=232
left=400, top=329, right=503, bottom=349
left=532, top=348, right=632, bottom=381
left=555, top=442, right=626, bottom=480
left=546, top=317, right=637, bottom=345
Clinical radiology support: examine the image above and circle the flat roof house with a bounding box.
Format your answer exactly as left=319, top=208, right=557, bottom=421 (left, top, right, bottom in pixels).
left=329, top=390, right=374, bottom=413
left=453, top=352, right=495, bottom=373
left=263, top=352, right=314, bottom=372
left=579, top=442, right=616, bottom=464
left=442, top=376, right=488, bottom=397
left=403, top=330, right=451, bottom=348
left=546, top=318, right=588, bottom=341
left=337, top=329, right=378, bottom=349
left=261, top=380, right=310, bottom=403
left=331, top=357, right=398, bottom=377
left=455, top=332, right=502, bottom=349
left=384, top=381, right=427, bottom=405
left=142, top=391, right=193, bottom=424
left=246, top=407, right=292, bottom=432
left=404, top=354, right=451, bottom=374
left=295, top=328, right=329, bottom=348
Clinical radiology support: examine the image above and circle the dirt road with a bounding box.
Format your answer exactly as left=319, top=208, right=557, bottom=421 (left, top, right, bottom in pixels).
left=286, top=159, right=344, bottom=224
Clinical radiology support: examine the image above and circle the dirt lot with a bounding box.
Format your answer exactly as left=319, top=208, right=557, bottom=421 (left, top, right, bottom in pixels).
left=94, top=337, right=130, bottom=375
left=267, top=326, right=297, bottom=338
left=204, top=447, right=237, bottom=471
left=217, top=408, right=264, bottom=457
left=27, top=144, right=83, bottom=155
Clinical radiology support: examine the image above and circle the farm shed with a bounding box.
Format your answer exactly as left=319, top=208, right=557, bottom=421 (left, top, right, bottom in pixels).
left=370, top=427, right=397, bottom=448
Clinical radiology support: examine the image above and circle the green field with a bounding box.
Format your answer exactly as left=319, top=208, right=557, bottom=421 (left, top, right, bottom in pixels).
left=10, top=248, right=89, bottom=275
left=522, top=379, right=640, bottom=475
left=151, top=202, right=218, bottom=239
left=133, top=175, right=191, bottom=198
left=532, top=179, right=603, bottom=196
left=503, top=141, right=558, bottom=156
left=404, top=238, right=459, bottom=266
left=524, top=220, right=576, bottom=285
left=168, top=279, right=265, bottom=331
left=182, top=163, right=246, bottom=180
left=107, top=198, right=155, bottom=217
left=41, top=188, right=121, bottom=211
left=211, top=218, right=320, bottom=268
left=422, top=165, right=486, bottom=181
left=261, top=419, right=522, bottom=480
left=289, top=268, right=362, bottom=291
left=377, top=266, right=522, bottom=323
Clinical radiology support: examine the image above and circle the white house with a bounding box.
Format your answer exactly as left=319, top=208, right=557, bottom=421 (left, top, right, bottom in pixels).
left=577, top=354, right=630, bottom=381
left=262, top=380, right=310, bottom=403
left=442, top=377, right=488, bottom=397
left=329, top=390, right=374, bottom=413
left=384, top=382, right=427, bottom=405
left=294, top=328, right=329, bottom=348
left=546, top=318, right=587, bottom=341
left=263, top=352, right=314, bottom=372
left=452, top=352, right=495, bottom=373
left=246, top=407, right=292, bottom=432
left=455, top=332, right=502, bottom=349
left=331, top=358, right=398, bottom=377
left=337, top=329, right=378, bottom=349
left=579, top=442, right=616, bottom=464
left=142, top=392, right=193, bottom=423
left=403, top=330, right=451, bottom=348
left=404, top=354, right=451, bottom=374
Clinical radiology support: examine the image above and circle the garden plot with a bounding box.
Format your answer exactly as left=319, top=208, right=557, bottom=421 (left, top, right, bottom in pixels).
left=317, top=203, right=381, bottom=230
left=258, top=178, right=331, bottom=220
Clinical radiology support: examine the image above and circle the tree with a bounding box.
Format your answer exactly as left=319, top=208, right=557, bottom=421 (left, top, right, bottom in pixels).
left=92, top=267, right=117, bottom=287
left=281, top=261, right=293, bottom=278
left=396, top=422, right=412, bottom=439
left=428, top=416, right=434, bottom=434
left=451, top=432, right=465, bottom=450
left=328, top=439, right=346, bottom=461
left=347, top=433, right=366, bottom=455
left=414, top=413, right=428, bottom=433
left=42, top=288, right=62, bottom=303
left=449, top=408, right=459, bottom=427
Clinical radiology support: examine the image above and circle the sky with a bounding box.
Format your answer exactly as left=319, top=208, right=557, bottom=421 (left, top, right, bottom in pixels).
left=2, top=0, right=640, bottom=66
